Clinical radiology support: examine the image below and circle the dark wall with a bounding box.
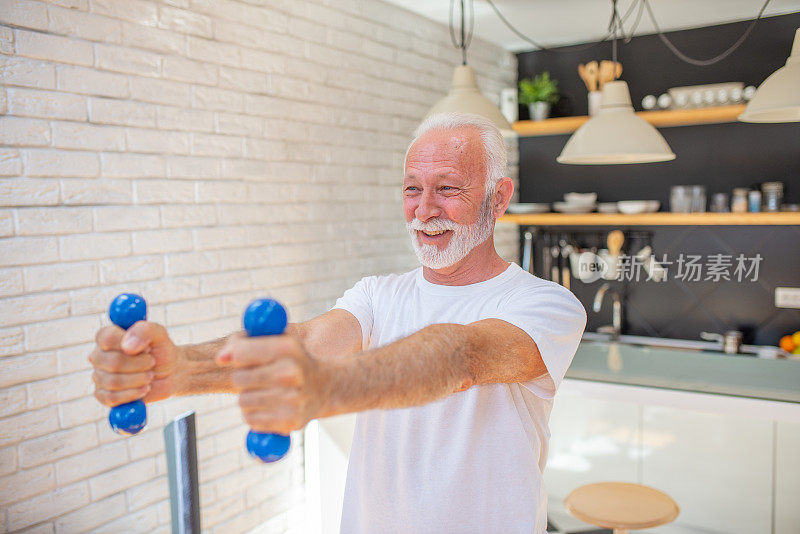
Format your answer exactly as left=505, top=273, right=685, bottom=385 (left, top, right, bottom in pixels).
left=517, top=13, right=800, bottom=118
left=515, top=14, right=800, bottom=345
left=519, top=122, right=800, bottom=205
left=530, top=226, right=800, bottom=345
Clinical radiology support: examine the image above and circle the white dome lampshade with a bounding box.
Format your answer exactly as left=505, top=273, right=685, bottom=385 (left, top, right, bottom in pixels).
left=557, top=80, right=676, bottom=165
left=426, top=65, right=515, bottom=138
left=739, top=28, right=800, bottom=123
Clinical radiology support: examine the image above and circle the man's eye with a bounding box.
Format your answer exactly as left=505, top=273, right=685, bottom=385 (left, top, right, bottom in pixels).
left=405, top=186, right=419, bottom=193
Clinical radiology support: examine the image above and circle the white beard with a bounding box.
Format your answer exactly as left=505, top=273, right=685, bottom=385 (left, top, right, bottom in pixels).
left=406, top=197, right=495, bottom=269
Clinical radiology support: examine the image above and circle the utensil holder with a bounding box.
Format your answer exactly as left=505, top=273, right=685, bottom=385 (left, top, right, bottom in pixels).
left=588, top=91, right=601, bottom=116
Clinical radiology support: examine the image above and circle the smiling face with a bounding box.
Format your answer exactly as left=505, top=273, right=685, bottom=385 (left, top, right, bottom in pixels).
left=403, top=126, right=495, bottom=269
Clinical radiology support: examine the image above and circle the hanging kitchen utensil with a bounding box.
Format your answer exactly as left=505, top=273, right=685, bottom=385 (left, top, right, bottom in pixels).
left=551, top=243, right=561, bottom=284
left=607, top=229, right=624, bottom=255
left=604, top=230, right=625, bottom=280
left=541, top=233, right=551, bottom=280
left=634, top=245, right=667, bottom=282
left=559, top=237, right=573, bottom=290
left=522, top=229, right=535, bottom=273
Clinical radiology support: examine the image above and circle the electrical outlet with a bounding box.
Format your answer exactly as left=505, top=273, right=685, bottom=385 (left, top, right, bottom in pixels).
left=775, top=287, right=800, bottom=309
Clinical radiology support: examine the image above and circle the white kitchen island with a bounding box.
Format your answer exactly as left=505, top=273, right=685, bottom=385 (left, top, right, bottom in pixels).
left=547, top=341, right=800, bottom=534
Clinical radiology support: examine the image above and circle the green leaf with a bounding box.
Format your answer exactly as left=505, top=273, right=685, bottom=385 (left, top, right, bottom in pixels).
left=518, top=71, right=560, bottom=105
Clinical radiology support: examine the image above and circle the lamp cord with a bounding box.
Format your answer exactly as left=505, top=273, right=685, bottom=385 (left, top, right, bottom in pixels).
left=484, top=0, right=642, bottom=53
left=642, top=0, right=772, bottom=67
left=611, top=0, right=619, bottom=77
left=450, top=0, right=475, bottom=65
left=486, top=0, right=772, bottom=66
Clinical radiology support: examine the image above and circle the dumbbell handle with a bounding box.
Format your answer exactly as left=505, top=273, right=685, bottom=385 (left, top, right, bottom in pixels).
left=107, top=293, right=148, bottom=436
left=243, top=298, right=291, bottom=463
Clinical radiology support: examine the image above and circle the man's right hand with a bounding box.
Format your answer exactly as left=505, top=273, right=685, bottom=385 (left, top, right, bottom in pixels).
left=89, top=321, right=181, bottom=407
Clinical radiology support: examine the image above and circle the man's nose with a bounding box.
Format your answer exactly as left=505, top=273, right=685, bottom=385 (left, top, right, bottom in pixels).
left=415, top=191, right=442, bottom=221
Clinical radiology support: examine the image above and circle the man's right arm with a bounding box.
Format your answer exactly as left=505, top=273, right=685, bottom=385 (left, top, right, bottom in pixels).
left=289, top=308, right=364, bottom=360
left=91, top=308, right=363, bottom=405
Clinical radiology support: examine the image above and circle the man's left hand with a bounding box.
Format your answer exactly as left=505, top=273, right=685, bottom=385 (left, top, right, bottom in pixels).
left=216, top=333, right=327, bottom=435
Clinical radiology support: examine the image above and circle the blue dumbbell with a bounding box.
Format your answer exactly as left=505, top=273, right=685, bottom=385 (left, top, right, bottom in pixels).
left=242, top=298, right=291, bottom=463
left=107, top=293, right=148, bottom=436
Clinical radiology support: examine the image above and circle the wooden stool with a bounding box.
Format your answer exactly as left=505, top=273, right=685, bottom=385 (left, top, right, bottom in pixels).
left=564, top=482, right=679, bottom=534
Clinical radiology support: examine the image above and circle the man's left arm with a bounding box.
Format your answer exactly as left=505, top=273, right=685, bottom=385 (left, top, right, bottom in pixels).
left=217, top=319, right=546, bottom=435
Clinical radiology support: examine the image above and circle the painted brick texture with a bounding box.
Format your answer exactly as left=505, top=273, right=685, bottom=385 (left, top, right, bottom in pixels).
left=0, top=0, right=518, bottom=532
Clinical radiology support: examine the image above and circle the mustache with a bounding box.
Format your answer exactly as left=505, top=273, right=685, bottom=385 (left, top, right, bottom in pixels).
left=407, top=218, right=461, bottom=232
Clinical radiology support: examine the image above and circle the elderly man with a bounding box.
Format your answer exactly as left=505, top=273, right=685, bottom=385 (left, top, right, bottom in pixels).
left=90, top=112, right=586, bottom=533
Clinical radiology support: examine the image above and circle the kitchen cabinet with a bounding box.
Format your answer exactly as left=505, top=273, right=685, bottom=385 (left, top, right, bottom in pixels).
left=547, top=380, right=800, bottom=533
left=545, top=394, right=639, bottom=499
left=640, top=406, right=773, bottom=533
left=775, top=422, right=800, bottom=534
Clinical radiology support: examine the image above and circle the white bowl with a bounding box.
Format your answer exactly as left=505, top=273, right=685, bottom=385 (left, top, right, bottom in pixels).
left=564, top=192, right=597, bottom=206
left=646, top=200, right=661, bottom=212
left=505, top=203, right=550, bottom=214
left=597, top=202, right=618, bottom=213
left=617, top=200, right=649, bottom=214
left=553, top=201, right=596, bottom=214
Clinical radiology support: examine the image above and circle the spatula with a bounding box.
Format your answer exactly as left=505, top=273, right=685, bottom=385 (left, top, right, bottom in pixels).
left=584, top=61, right=599, bottom=92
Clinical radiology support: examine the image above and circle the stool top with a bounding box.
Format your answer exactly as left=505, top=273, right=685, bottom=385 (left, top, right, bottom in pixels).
left=564, top=482, right=679, bottom=530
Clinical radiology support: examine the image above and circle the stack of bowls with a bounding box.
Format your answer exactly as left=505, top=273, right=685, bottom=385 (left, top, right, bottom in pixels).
left=553, top=192, right=597, bottom=213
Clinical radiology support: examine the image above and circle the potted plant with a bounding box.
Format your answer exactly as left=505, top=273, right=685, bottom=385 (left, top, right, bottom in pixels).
left=519, top=72, right=560, bottom=121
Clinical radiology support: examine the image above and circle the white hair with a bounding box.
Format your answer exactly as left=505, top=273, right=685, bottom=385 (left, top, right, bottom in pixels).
left=405, top=112, right=507, bottom=198
left=406, top=194, right=494, bottom=269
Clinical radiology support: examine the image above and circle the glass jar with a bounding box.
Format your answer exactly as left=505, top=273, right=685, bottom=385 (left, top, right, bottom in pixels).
left=731, top=188, right=748, bottom=213
left=690, top=185, right=706, bottom=213
left=710, top=193, right=729, bottom=212
left=670, top=186, right=691, bottom=213
left=748, top=190, right=761, bottom=212
left=761, top=181, right=784, bottom=212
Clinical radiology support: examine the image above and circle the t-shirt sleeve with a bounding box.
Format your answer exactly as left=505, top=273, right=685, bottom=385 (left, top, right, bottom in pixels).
left=331, top=276, right=375, bottom=351
left=488, top=281, right=587, bottom=399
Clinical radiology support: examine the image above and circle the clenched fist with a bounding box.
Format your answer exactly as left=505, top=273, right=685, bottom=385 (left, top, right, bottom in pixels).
left=89, top=321, right=181, bottom=407
left=216, top=333, right=328, bottom=435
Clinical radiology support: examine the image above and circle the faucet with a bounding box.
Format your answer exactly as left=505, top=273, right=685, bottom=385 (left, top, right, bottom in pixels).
left=593, top=282, right=622, bottom=339
left=700, top=330, right=743, bottom=354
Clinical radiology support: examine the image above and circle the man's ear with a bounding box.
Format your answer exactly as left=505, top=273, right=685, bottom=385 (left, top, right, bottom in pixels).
left=492, top=177, right=515, bottom=218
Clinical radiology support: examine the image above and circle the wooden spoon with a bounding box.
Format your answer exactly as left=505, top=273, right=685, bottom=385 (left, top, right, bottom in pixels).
left=606, top=229, right=625, bottom=280
left=607, top=229, right=624, bottom=256
left=599, top=61, right=623, bottom=90
left=584, top=61, right=599, bottom=92
left=599, top=61, right=614, bottom=89
left=578, top=63, right=592, bottom=92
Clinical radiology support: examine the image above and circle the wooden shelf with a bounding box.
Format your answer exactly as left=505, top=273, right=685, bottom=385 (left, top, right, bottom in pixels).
left=513, top=104, right=747, bottom=137
left=498, top=212, right=800, bottom=226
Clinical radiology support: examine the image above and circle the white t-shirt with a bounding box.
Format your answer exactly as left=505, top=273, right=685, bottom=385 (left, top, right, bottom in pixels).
left=332, top=262, right=586, bottom=534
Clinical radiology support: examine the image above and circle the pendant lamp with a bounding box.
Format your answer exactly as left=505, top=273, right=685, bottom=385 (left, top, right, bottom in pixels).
left=739, top=28, right=800, bottom=123
left=426, top=65, right=515, bottom=138
left=557, top=80, right=675, bottom=164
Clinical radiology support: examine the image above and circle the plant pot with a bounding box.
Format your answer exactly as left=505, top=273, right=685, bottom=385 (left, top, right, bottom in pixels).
left=529, top=101, right=550, bottom=121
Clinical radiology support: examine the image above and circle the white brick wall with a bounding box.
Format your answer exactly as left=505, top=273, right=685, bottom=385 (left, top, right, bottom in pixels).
left=0, top=0, right=518, bottom=532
